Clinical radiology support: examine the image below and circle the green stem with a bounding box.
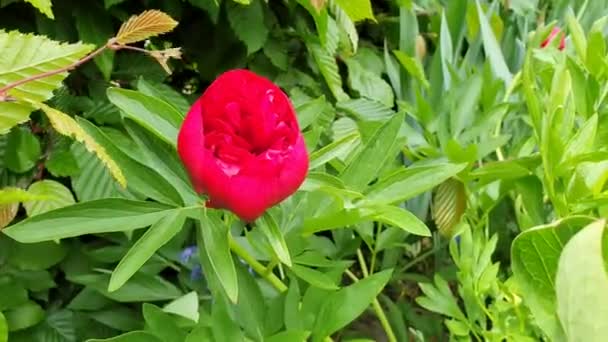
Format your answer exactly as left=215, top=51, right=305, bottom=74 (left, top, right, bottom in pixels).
left=355, top=249, right=397, bottom=342
left=228, top=236, right=288, bottom=293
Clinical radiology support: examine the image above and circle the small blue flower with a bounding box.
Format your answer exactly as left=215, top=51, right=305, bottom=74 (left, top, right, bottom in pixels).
left=190, top=264, right=204, bottom=281
left=180, top=245, right=198, bottom=264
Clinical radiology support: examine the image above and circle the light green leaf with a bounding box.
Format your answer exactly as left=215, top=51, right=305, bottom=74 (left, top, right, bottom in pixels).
left=23, top=180, right=75, bottom=216
left=475, top=0, right=511, bottom=85
left=416, top=274, right=466, bottom=320
left=309, top=132, right=359, bottom=169
left=0, top=102, right=34, bottom=135
left=366, top=163, right=467, bottom=205
left=393, top=50, right=429, bottom=89
left=267, top=330, right=311, bottom=342
left=163, top=291, right=200, bottom=323
left=3, top=199, right=177, bottom=243
left=556, top=220, right=608, bottom=342
left=235, top=263, right=266, bottom=340
left=109, top=210, right=186, bottom=292
left=24, top=0, right=54, bottom=19
left=334, top=0, right=374, bottom=22
left=142, top=304, right=186, bottom=342
left=562, top=114, right=597, bottom=164
left=345, top=59, right=394, bottom=107
left=290, top=264, right=339, bottom=290
left=107, top=88, right=183, bottom=146
left=0, top=30, right=92, bottom=102
left=227, top=0, right=268, bottom=54
left=337, top=98, right=394, bottom=122
left=511, top=216, right=594, bottom=341
left=566, top=9, right=587, bottom=60
left=312, top=269, right=391, bottom=340
left=137, top=78, right=191, bottom=114
left=340, top=112, right=403, bottom=191
left=363, top=204, right=431, bottom=236
left=4, top=301, right=45, bottom=331
left=257, top=212, right=291, bottom=266
left=200, top=210, right=238, bottom=303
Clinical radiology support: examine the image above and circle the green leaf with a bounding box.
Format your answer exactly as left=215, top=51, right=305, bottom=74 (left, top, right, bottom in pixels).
left=416, top=274, right=466, bottom=320
left=309, top=132, right=359, bottom=169
left=475, top=0, right=511, bottom=85
left=8, top=240, right=67, bottom=270
left=107, top=88, right=183, bottom=146
left=266, top=330, right=311, bottom=342
left=109, top=210, right=186, bottom=292
left=46, top=149, right=79, bottom=177
left=163, top=291, right=199, bottom=323
left=0, top=30, right=92, bottom=102
left=24, top=0, right=54, bottom=19
left=137, top=78, right=191, bottom=114
left=188, top=0, right=220, bottom=23
left=35, top=102, right=127, bottom=187
left=290, top=264, right=339, bottom=290
left=70, top=143, right=125, bottom=201
left=200, top=210, right=238, bottom=303
left=257, top=212, right=291, bottom=266
left=566, top=9, right=587, bottom=60
left=69, top=273, right=182, bottom=302
left=345, top=59, right=394, bottom=107
left=4, top=127, right=41, bottom=173
left=363, top=204, right=431, bottom=236
left=115, top=10, right=178, bottom=44
left=142, top=304, right=186, bottom=342
left=556, top=220, right=608, bottom=341
left=366, top=163, right=467, bottom=205
left=333, top=0, right=374, bottom=22
left=312, top=269, right=392, bottom=340
left=35, top=310, right=76, bottom=342
left=87, top=331, right=162, bottom=342
left=75, top=7, right=114, bottom=79
left=0, top=312, right=6, bottom=342
left=0, top=102, right=34, bottom=135
left=77, top=118, right=183, bottom=206
left=393, top=50, right=429, bottom=89
left=3, top=199, right=176, bottom=243
left=511, top=216, right=594, bottom=341
left=340, top=112, right=403, bottom=191
left=23, top=180, right=75, bottom=216
left=562, top=114, right=597, bottom=164
left=5, top=301, right=45, bottom=331
left=235, top=263, right=266, bottom=340
left=331, top=1, right=358, bottom=52
left=306, top=40, right=348, bottom=101
left=227, top=0, right=269, bottom=54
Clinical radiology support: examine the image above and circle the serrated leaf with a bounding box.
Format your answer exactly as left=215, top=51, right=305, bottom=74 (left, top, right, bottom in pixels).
left=345, top=59, right=394, bottom=107
left=23, top=180, right=75, bottom=217
left=306, top=40, right=348, bottom=101
left=330, top=0, right=358, bottom=52
left=115, top=10, right=178, bottom=44
left=34, top=102, right=126, bottom=187
left=0, top=30, right=93, bottom=103
left=70, top=143, right=127, bottom=201
left=24, top=0, right=54, bottom=19
left=432, top=178, right=466, bottom=237
left=227, top=0, right=268, bottom=54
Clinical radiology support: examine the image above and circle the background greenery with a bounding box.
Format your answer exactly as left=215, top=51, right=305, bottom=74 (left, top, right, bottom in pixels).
left=1, top=0, right=608, bottom=341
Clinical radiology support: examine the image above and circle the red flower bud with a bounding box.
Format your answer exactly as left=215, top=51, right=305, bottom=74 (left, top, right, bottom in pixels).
left=177, top=69, right=309, bottom=221
left=541, top=27, right=565, bottom=50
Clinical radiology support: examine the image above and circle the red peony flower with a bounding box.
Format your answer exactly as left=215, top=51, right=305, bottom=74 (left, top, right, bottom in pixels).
left=177, top=69, right=309, bottom=221
left=541, top=27, right=565, bottom=50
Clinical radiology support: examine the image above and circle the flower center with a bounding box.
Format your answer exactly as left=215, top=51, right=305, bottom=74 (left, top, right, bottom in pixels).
left=203, top=89, right=297, bottom=166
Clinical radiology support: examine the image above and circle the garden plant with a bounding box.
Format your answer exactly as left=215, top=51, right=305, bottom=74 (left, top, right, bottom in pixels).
left=1, top=0, right=608, bottom=341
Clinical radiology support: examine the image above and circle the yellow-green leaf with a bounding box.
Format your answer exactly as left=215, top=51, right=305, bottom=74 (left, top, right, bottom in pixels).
left=334, top=0, right=375, bottom=22
left=0, top=31, right=93, bottom=133
left=35, top=102, right=126, bottom=187
left=23, top=180, right=75, bottom=217
left=0, top=187, right=50, bottom=205
left=115, top=10, right=178, bottom=44
left=24, top=0, right=54, bottom=19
